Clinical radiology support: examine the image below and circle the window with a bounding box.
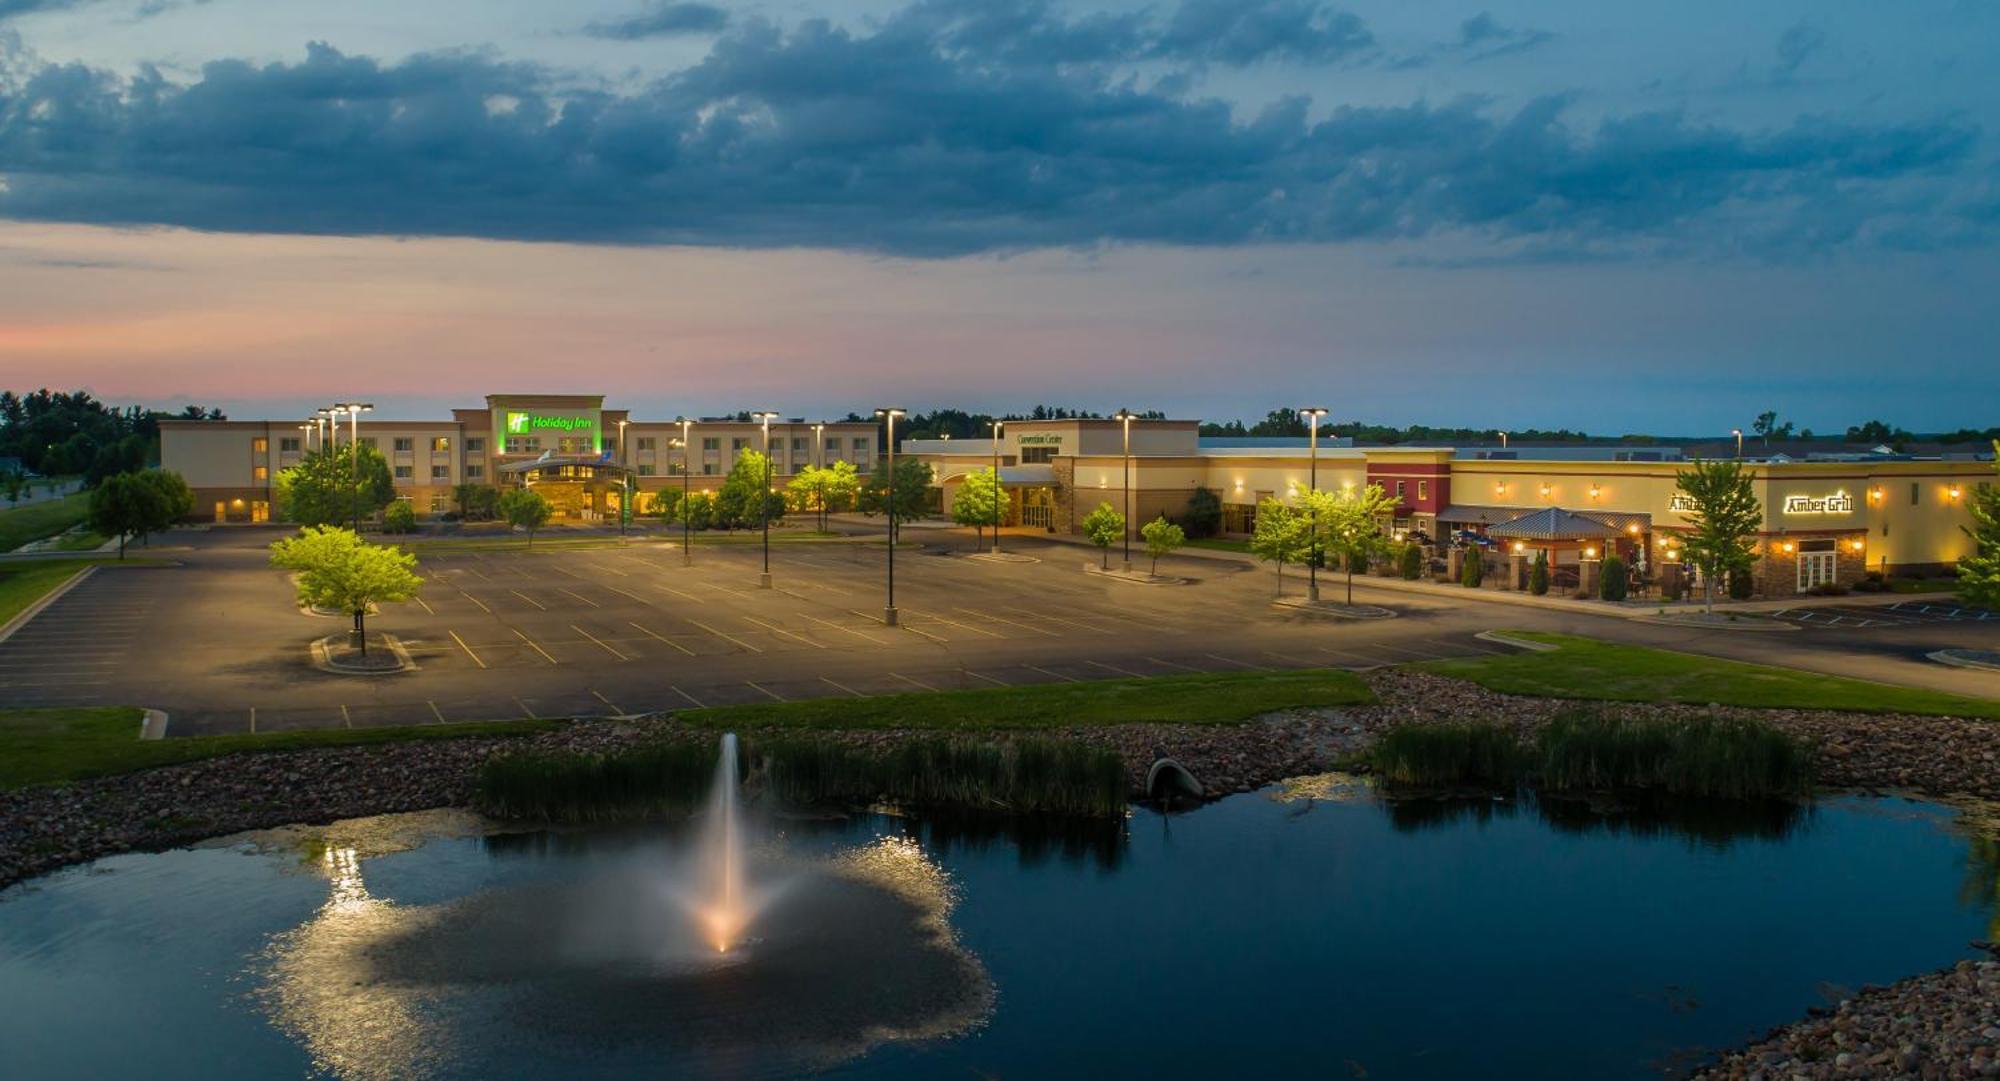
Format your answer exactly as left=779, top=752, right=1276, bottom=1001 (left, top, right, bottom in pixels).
left=252, top=465, right=268, bottom=481
left=703, top=437, right=720, bottom=451
left=1911, top=482, right=1919, bottom=505
left=431, top=437, right=450, bottom=452
left=702, top=462, right=718, bottom=476
left=430, top=495, right=449, bottom=514
left=852, top=438, right=869, bottom=450
left=638, top=437, right=656, bottom=451
left=504, top=436, right=541, bottom=454
left=825, top=438, right=840, bottom=454
left=394, top=465, right=412, bottom=479
left=431, top=465, right=449, bottom=480
left=252, top=437, right=268, bottom=453
left=1797, top=538, right=1837, bottom=592
left=1021, top=446, right=1056, bottom=464
left=466, top=437, right=485, bottom=452
left=394, top=437, right=414, bottom=452
left=791, top=437, right=806, bottom=452
left=466, top=464, right=484, bottom=479
left=279, top=437, right=300, bottom=452
left=732, top=438, right=748, bottom=451
left=360, top=437, right=379, bottom=450
left=1395, top=480, right=1406, bottom=499
left=638, top=464, right=655, bottom=476
left=1417, top=480, right=1428, bottom=501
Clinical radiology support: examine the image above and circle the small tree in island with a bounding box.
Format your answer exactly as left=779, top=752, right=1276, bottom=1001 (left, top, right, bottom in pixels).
left=786, top=460, right=860, bottom=534
left=860, top=457, right=933, bottom=544
left=1957, top=440, right=2000, bottom=609
left=1250, top=496, right=1309, bottom=595
left=497, top=487, right=553, bottom=548
left=951, top=467, right=1003, bottom=551
left=276, top=443, right=395, bottom=527
left=1081, top=501, right=1125, bottom=569
left=270, top=525, right=422, bottom=654
left=1300, top=482, right=1401, bottom=605
left=1675, top=459, right=1763, bottom=613
left=1141, top=514, right=1185, bottom=576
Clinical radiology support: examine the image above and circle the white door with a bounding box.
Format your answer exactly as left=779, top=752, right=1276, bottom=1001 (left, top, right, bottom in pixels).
left=1797, top=551, right=1836, bottom=592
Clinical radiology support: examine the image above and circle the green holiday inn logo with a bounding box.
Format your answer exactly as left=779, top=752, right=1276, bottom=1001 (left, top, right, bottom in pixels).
left=506, top=411, right=594, bottom=434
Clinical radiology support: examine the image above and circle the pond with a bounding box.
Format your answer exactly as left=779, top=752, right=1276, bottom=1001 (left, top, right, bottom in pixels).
left=1, top=783, right=1994, bottom=1080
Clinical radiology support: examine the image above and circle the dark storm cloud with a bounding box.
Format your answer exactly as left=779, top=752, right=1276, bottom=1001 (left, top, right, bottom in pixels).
left=1454, top=12, right=1555, bottom=60
left=0, top=0, right=82, bottom=18
left=1775, top=20, right=1825, bottom=75
left=583, top=2, right=728, bottom=41
left=0, top=6, right=1983, bottom=258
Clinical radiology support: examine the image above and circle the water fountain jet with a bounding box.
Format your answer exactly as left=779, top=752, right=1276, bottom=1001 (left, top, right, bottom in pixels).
left=695, top=732, right=747, bottom=954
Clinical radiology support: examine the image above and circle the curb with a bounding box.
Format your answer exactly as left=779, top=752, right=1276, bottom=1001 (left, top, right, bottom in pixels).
left=1626, top=614, right=1801, bottom=632
left=311, top=633, right=418, bottom=675
left=1475, top=630, right=1559, bottom=652
left=1272, top=598, right=1397, bottom=620
left=1081, top=562, right=1189, bottom=585
left=965, top=551, right=1040, bottom=565
left=0, top=564, right=96, bottom=646
left=1929, top=649, right=2000, bottom=673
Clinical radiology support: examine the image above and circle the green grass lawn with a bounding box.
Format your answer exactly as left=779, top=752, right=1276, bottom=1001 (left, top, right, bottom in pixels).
left=677, top=668, right=1375, bottom=731
left=0, top=707, right=563, bottom=790
left=52, top=530, right=109, bottom=552
left=1186, top=537, right=1251, bottom=553
left=399, top=529, right=866, bottom=556
left=0, top=492, right=90, bottom=552
left=1417, top=632, right=2000, bottom=719
left=0, top=558, right=101, bottom=627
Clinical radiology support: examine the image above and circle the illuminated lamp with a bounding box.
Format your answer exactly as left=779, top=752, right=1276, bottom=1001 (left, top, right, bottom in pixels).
left=1781, top=541, right=1795, bottom=553
left=1512, top=542, right=1524, bottom=553
left=1539, top=483, right=1552, bottom=497
left=1589, top=485, right=1601, bottom=499
left=1583, top=546, right=1597, bottom=558
left=1848, top=539, right=1864, bottom=552
left=1949, top=486, right=1962, bottom=502
left=1495, top=481, right=1508, bottom=495
left=1867, top=487, right=1882, bottom=503
left=1626, top=523, right=1640, bottom=534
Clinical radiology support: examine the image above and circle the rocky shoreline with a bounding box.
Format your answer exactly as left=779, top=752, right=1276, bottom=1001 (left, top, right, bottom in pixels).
left=3, top=670, right=1998, bottom=1076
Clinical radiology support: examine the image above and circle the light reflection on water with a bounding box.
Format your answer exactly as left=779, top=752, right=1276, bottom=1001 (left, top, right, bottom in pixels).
left=0, top=791, right=1995, bottom=1080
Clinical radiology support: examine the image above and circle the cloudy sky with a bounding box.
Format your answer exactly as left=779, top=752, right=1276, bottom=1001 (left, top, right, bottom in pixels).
left=1, top=0, right=1995, bottom=432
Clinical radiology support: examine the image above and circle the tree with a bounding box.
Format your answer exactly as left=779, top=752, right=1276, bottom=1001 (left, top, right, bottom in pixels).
left=1529, top=550, right=1549, bottom=595
left=859, top=457, right=932, bottom=541
left=269, top=526, right=422, bottom=655
left=1300, top=482, right=1401, bottom=604
left=497, top=487, right=553, bottom=547
left=1600, top=553, right=1628, bottom=601
left=1956, top=442, right=2000, bottom=608
left=1675, top=459, right=1763, bottom=613
left=276, top=444, right=395, bottom=527
left=382, top=500, right=417, bottom=534
left=1, top=469, right=24, bottom=506
left=87, top=472, right=166, bottom=558
left=951, top=468, right=1003, bottom=551
left=787, top=460, right=860, bottom=533
left=1399, top=542, right=1423, bottom=580
left=131, top=470, right=192, bottom=546
left=1249, top=497, right=1308, bottom=594
left=1141, top=514, right=1185, bottom=575
left=652, top=486, right=686, bottom=524
left=684, top=492, right=717, bottom=531
left=1081, top=501, right=1125, bottom=569
left=1184, top=486, right=1222, bottom=538
left=1460, top=547, right=1485, bottom=587
left=716, top=450, right=783, bottom=530
left=1752, top=411, right=1795, bottom=445
left=452, top=483, right=499, bottom=520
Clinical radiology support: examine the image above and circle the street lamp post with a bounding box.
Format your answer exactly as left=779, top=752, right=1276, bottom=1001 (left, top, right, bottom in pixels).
left=812, top=423, right=825, bottom=470
left=1500, top=430, right=1508, bottom=450
left=1300, top=407, right=1328, bottom=602
left=753, top=411, right=779, bottom=588
left=335, top=403, right=373, bottom=533
left=678, top=418, right=693, bottom=567
left=1732, top=428, right=1744, bottom=458
left=875, top=408, right=906, bottom=625
left=1114, top=409, right=1135, bottom=572
left=990, top=419, right=1004, bottom=556
left=616, top=419, right=629, bottom=537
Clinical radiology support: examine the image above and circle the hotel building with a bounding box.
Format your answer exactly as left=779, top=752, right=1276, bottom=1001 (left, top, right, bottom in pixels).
left=160, top=394, right=879, bottom=524
left=908, top=418, right=1994, bottom=596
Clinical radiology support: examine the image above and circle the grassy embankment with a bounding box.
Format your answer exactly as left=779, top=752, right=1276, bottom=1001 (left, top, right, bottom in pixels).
left=1417, top=631, right=2000, bottom=720
left=0, top=492, right=90, bottom=552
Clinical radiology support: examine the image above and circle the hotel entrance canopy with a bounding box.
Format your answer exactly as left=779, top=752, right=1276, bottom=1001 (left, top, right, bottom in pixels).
left=496, top=455, right=631, bottom=478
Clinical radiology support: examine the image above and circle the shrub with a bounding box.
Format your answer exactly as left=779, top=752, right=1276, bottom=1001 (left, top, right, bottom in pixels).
left=1183, top=486, right=1223, bottom=538
left=1727, top=566, right=1754, bottom=600
left=1529, top=550, right=1549, bottom=595
left=1460, top=549, right=1485, bottom=587
left=1599, top=554, right=1628, bottom=601
left=1854, top=571, right=1886, bottom=593
left=381, top=500, right=416, bottom=534
left=1532, top=711, right=1814, bottom=800
left=1807, top=581, right=1850, bottom=596
left=1399, top=543, right=1423, bottom=580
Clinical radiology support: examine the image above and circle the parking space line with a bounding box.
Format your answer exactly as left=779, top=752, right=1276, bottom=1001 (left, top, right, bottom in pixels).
left=429, top=700, right=447, bottom=723
left=249, top=706, right=257, bottom=734
left=688, top=619, right=764, bottom=653
left=459, top=566, right=491, bottom=581
left=1086, top=659, right=1144, bottom=677
left=340, top=704, right=353, bottom=729
left=1012, top=610, right=1116, bottom=634
left=516, top=697, right=539, bottom=719
left=890, top=671, right=938, bottom=691
left=571, top=624, right=631, bottom=661
left=899, top=622, right=950, bottom=643
left=652, top=582, right=702, bottom=603
left=1204, top=652, right=1258, bottom=669
left=743, top=615, right=827, bottom=649
left=1262, top=650, right=1321, bottom=666
left=626, top=621, right=697, bottom=655
left=551, top=566, right=587, bottom=580
left=821, top=676, right=867, bottom=697
left=952, top=607, right=1062, bottom=637
left=907, top=610, right=1004, bottom=638
left=604, top=585, right=651, bottom=606
left=591, top=689, right=625, bottom=714
left=514, top=629, right=559, bottom=664
left=412, top=596, right=437, bottom=616
left=458, top=590, right=493, bottom=613
left=1025, top=664, right=1078, bottom=682
left=964, top=669, right=1010, bottom=687
left=746, top=680, right=785, bottom=702
left=1145, top=656, right=1201, bottom=671
left=669, top=685, right=705, bottom=708
left=1364, top=643, right=1444, bottom=660
left=509, top=590, right=548, bottom=611
left=448, top=630, right=488, bottom=669
left=801, top=613, right=888, bottom=644
left=558, top=588, right=601, bottom=608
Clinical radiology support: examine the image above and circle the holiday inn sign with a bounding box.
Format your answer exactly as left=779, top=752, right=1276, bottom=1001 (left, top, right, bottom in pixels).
left=506, top=411, right=597, bottom=434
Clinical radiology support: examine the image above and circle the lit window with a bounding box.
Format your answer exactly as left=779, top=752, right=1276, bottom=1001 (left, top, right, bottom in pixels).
left=252, top=465, right=268, bottom=481
left=432, top=437, right=450, bottom=452
left=1417, top=480, right=1428, bottom=501
left=251, top=437, right=268, bottom=453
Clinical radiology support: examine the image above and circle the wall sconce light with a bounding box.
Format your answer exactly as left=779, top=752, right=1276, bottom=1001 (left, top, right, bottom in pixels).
left=1867, top=487, right=1882, bottom=503
left=1583, top=546, right=1597, bottom=558
left=1949, top=486, right=1962, bottom=502
left=1539, top=483, right=1552, bottom=497
left=1495, top=481, right=1508, bottom=495
left=1781, top=541, right=1795, bottom=553
left=1512, top=541, right=1525, bottom=553
left=1848, top=539, right=1864, bottom=552
left=1589, top=485, right=1601, bottom=500
left=1626, top=523, right=1640, bottom=535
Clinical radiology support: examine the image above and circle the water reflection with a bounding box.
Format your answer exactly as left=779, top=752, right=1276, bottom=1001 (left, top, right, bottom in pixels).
left=1378, top=788, right=1810, bottom=844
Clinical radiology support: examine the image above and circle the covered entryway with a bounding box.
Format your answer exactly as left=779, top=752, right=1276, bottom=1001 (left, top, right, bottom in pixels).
left=497, top=456, right=633, bottom=522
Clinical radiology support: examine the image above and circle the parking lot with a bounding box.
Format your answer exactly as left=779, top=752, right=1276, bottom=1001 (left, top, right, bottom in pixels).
left=0, top=530, right=1529, bottom=736
left=1769, top=599, right=1999, bottom=629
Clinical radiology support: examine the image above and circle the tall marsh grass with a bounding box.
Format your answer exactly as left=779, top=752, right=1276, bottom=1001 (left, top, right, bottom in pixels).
left=1365, top=710, right=1815, bottom=800
left=474, top=735, right=1129, bottom=823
